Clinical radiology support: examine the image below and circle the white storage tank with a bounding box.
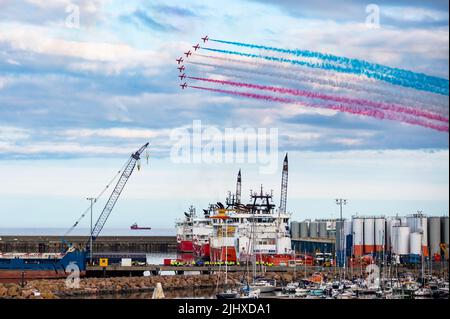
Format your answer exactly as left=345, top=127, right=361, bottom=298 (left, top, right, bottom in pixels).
left=364, top=217, right=375, bottom=254
left=374, top=217, right=385, bottom=253
left=352, top=217, right=364, bottom=256
left=394, top=225, right=410, bottom=255
left=407, top=214, right=428, bottom=257
left=409, top=232, right=422, bottom=255
left=428, top=217, right=441, bottom=257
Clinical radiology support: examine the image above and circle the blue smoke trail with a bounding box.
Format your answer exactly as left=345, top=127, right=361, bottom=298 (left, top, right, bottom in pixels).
left=202, top=47, right=448, bottom=96
left=209, top=39, right=449, bottom=96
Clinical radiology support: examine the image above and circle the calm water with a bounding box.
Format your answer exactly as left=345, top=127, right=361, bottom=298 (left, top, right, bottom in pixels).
left=0, top=228, right=176, bottom=236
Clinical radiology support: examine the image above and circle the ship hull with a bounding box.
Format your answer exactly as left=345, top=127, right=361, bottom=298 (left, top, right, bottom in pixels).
left=177, top=240, right=194, bottom=253
left=210, top=246, right=237, bottom=263
left=193, top=242, right=210, bottom=260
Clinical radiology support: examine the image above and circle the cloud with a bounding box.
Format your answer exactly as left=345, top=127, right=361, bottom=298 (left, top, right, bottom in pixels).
left=120, top=9, right=178, bottom=32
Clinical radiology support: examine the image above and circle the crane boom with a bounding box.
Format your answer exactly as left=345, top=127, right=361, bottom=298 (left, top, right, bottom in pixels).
left=90, top=142, right=149, bottom=242
left=279, top=153, right=288, bottom=215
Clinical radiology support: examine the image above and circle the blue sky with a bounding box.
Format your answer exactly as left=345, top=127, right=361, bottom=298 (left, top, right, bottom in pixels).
left=0, top=0, right=448, bottom=229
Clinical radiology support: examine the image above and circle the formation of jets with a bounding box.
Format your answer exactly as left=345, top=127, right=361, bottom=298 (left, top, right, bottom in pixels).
left=176, top=36, right=209, bottom=90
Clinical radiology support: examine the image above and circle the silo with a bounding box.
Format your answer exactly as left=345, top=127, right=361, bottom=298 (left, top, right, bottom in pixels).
left=364, top=217, right=375, bottom=254
left=407, top=214, right=428, bottom=256
left=409, top=232, right=422, bottom=256
left=441, top=216, right=449, bottom=245
left=335, top=220, right=344, bottom=251
left=309, top=221, right=319, bottom=238
left=299, top=221, right=309, bottom=238
left=374, top=217, right=385, bottom=252
left=352, top=217, right=364, bottom=256
left=319, top=221, right=327, bottom=238
left=428, top=217, right=441, bottom=257
left=442, top=216, right=449, bottom=261
left=386, top=218, right=400, bottom=253
left=290, top=221, right=299, bottom=239
left=395, top=225, right=410, bottom=255
left=344, top=220, right=352, bottom=236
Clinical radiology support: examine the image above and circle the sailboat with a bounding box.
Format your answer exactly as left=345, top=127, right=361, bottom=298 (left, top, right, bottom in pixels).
left=215, top=212, right=241, bottom=299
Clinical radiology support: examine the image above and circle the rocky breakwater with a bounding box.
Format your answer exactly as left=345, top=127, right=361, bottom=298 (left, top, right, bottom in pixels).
left=0, top=272, right=245, bottom=299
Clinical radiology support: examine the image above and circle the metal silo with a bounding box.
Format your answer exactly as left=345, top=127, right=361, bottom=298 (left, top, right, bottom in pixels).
left=409, top=232, right=422, bottom=255
left=352, top=217, right=364, bottom=256
left=309, top=221, right=319, bottom=238
left=387, top=218, right=401, bottom=253
left=364, top=217, right=375, bottom=254
left=395, top=225, right=410, bottom=255
left=335, top=220, right=344, bottom=251
left=319, top=221, right=327, bottom=238
left=374, top=217, right=385, bottom=252
left=299, top=221, right=309, bottom=238
left=428, top=217, right=441, bottom=257
left=441, top=216, right=449, bottom=245
left=407, top=214, right=428, bottom=257
left=290, top=221, right=299, bottom=239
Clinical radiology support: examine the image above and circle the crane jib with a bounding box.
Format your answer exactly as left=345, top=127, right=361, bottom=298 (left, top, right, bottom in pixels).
left=87, top=142, right=149, bottom=245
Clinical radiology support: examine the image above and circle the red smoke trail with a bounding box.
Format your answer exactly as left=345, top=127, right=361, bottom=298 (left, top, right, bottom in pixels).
left=188, top=76, right=448, bottom=124
left=188, top=85, right=449, bottom=133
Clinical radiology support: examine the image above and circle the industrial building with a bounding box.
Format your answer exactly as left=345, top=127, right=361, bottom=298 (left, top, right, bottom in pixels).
left=291, top=214, right=449, bottom=266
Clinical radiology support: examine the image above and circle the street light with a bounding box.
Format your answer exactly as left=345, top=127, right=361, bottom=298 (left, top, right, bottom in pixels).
left=87, top=197, right=95, bottom=265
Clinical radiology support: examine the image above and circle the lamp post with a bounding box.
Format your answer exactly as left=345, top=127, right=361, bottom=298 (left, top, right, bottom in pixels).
left=336, top=199, right=347, bottom=279
left=87, top=197, right=95, bottom=265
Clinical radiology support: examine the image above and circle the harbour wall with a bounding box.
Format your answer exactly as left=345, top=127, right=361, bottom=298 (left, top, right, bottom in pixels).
left=0, top=236, right=177, bottom=253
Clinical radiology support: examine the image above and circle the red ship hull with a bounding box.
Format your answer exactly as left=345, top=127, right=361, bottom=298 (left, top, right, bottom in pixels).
left=193, top=242, right=210, bottom=260
left=210, top=246, right=237, bottom=263
left=177, top=240, right=194, bottom=253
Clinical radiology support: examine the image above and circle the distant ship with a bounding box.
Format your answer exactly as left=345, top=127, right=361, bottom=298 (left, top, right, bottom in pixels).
left=130, top=223, right=151, bottom=230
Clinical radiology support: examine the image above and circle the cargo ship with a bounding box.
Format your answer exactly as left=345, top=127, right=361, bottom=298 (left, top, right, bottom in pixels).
left=0, top=247, right=86, bottom=283
left=130, top=223, right=152, bottom=230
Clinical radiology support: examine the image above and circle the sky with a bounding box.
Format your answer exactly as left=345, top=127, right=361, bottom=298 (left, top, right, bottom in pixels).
left=0, top=0, right=448, bottom=230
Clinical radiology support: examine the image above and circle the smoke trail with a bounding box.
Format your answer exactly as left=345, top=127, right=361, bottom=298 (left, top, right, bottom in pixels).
left=188, top=58, right=448, bottom=115
left=210, top=39, right=449, bottom=96
left=202, top=47, right=449, bottom=96
left=189, top=85, right=448, bottom=132
left=188, top=76, right=448, bottom=123
left=189, top=85, right=449, bottom=133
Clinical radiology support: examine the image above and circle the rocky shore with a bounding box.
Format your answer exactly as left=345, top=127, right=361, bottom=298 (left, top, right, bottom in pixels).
left=0, top=272, right=298, bottom=299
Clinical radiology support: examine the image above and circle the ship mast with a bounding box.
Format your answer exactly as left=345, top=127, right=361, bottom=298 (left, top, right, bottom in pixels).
left=279, top=153, right=288, bottom=215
